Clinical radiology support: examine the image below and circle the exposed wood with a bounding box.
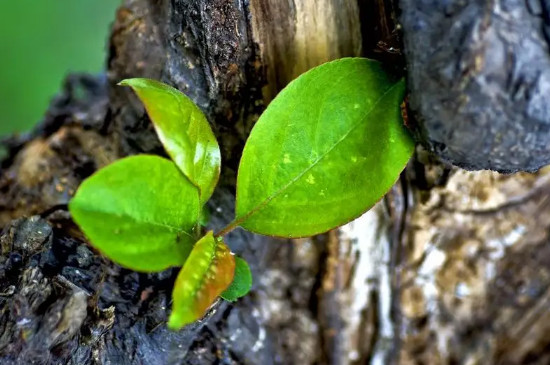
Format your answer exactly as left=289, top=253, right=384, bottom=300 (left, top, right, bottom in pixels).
left=249, top=0, right=361, bottom=101
left=397, top=163, right=550, bottom=364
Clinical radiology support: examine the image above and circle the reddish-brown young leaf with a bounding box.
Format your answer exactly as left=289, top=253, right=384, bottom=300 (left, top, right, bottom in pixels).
left=168, top=231, right=235, bottom=330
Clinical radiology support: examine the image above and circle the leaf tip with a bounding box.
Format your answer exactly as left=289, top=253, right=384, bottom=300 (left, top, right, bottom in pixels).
left=117, top=79, right=131, bottom=87
left=118, top=78, right=146, bottom=88
left=167, top=312, right=188, bottom=331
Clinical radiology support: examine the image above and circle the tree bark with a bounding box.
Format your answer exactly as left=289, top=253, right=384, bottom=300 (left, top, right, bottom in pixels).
left=1, top=1, right=550, bottom=364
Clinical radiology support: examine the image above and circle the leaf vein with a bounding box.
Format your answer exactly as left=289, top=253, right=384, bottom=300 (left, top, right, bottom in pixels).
left=75, top=206, right=194, bottom=239
left=235, top=81, right=401, bottom=226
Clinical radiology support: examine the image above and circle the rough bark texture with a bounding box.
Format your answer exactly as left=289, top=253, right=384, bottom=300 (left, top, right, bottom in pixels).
left=400, top=0, right=550, bottom=172
left=396, top=163, right=550, bottom=364
left=2, top=1, right=550, bottom=364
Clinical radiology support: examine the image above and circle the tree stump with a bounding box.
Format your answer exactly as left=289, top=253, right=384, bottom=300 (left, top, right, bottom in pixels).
left=1, top=1, right=550, bottom=364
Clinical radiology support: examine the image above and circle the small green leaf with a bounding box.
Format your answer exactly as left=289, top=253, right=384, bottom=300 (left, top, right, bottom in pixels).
left=221, top=257, right=252, bottom=302
left=169, top=232, right=235, bottom=330
left=235, top=58, right=414, bottom=237
left=119, top=78, right=221, bottom=206
left=69, top=155, right=200, bottom=272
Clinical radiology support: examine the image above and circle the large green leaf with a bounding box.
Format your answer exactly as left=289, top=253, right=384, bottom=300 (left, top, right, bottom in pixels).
left=169, top=232, right=235, bottom=330
left=119, top=78, right=221, bottom=206
left=69, top=155, right=200, bottom=272
left=235, top=58, right=414, bottom=237
left=221, top=256, right=252, bottom=301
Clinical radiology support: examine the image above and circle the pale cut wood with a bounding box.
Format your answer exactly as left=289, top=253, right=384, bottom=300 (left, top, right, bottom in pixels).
left=249, top=0, right=362, bottom=102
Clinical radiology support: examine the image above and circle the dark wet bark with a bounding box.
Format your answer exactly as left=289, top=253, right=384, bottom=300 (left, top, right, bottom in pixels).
left=400, top=0, right=550, bottom=172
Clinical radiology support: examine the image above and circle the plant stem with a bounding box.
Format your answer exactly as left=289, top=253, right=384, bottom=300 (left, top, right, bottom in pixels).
left=214, top=218, right=243, bottom=238
left=215, top=203, right=261, bottom=237
left=192, top=224, right=202, bottom=241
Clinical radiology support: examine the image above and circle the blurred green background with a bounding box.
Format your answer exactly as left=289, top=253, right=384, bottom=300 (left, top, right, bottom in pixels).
left=0, top=1, right=120, bottom=137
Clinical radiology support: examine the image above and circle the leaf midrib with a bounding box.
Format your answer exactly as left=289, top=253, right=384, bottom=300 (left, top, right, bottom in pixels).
left=188, top=239, right=218, bottom=309
left=236, top=81, right=401, bottom=226
left=74, top=205, right=194, bottom=239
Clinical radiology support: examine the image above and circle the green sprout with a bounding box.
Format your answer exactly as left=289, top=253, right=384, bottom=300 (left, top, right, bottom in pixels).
left=68, top=58, right=414, bottom=330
